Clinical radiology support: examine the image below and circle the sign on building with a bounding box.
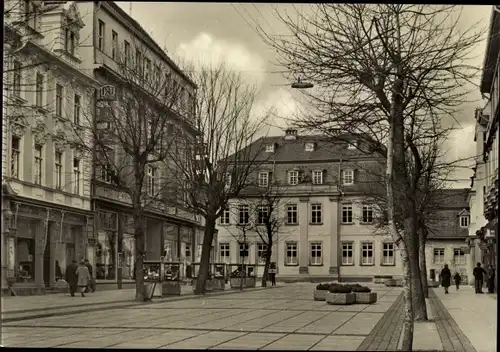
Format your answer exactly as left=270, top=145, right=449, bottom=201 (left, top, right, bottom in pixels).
left=97, top=85, right=116, bottom=101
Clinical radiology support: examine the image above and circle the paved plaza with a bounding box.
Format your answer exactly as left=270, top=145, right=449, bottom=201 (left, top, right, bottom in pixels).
left=1, top=283, right=496, bottom=351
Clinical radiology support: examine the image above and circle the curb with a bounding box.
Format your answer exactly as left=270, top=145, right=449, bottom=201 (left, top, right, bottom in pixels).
left=2, top=285, right=284, bottom=323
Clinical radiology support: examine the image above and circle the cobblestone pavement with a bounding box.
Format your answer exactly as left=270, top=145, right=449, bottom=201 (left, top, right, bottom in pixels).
left=1, top=283, right=402, bottom=350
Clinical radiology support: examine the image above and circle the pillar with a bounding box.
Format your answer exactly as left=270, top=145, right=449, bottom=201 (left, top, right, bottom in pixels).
left=35, top=220, right=46, bottom=287
left=329, top=197, right=339, bottom=276
left=49, top=221, right=59, bottom=287
left=298, top=197, right=309, bottom=274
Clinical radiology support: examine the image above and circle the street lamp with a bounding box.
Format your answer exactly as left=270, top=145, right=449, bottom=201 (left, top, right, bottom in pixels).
left=291, top=77, right=314, bottom=89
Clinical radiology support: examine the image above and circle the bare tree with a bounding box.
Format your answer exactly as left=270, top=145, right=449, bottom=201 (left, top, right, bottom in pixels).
left=165, top=62, right=271, bottom=295
left=258, top=4, right=483, bottom=349
left=67, top=38, right=188, bottom=301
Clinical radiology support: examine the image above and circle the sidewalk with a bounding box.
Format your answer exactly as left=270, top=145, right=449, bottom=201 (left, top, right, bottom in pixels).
left=1, top=281, right=277, bottom=322
left=432, top=285, right=496, bottom=352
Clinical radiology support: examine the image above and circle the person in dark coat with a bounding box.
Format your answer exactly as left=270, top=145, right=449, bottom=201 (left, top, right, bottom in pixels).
left=487, top=265, right=495, bottom=294
left=55, top=260, right=63, bottom=282
left=473, top=262, right=487, bottom=294
left=453, top=272, right=461, bottom=290
left=84, top=259, right=95, bottom=293
left=65, top=260, right=79, bottom=297
left=440, top=264, right=451, bottom=294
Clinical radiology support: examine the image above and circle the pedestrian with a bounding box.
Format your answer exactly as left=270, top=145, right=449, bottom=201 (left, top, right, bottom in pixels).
left=440, top=264, right=451, bottom=294
left=453, top=272, right=461, bottom=290
left=269, top=263, right=277, bottom=287
left=487, top=265, right=495, bottom=294
left=473, top=262, right=487, bottom=294
left=65, top=260, right=79, bottom=297
left=84, top=259, right=95, bottom=293
left=76, top=261, right=91, bottom=297
left=55, top=260, right=63, bottom=282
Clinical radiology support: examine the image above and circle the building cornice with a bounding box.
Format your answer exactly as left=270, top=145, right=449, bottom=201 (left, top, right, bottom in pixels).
left=480, top=7, right=500, bottom=94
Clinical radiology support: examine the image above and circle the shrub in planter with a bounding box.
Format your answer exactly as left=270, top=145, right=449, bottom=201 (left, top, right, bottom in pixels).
left=326, top=284, right=355, bottom=305
left=314, top=283, right=334, bottom=301
left=316, top=283, right=333, bottom=290
left=352, top=286, right=377, bottom=304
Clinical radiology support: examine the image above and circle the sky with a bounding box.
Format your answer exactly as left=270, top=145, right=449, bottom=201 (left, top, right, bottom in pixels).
left=117, top=2, right=494, bottom=188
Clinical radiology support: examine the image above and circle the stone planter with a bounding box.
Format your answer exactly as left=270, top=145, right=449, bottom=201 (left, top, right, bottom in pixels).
left=354, top=292, right=377, bottom=304
left=161, top=281, right=181, bottom=296
left=313, top=289, right=328, bottom=301
left=211, top=278, right=226, bottom=291
left=191, top=278, right=213, bottom=292
left=230, top=276, right=256, bottom=289
left=373, top=275, right=392, bottom=284
left=325, top=292, right=356, bottom=305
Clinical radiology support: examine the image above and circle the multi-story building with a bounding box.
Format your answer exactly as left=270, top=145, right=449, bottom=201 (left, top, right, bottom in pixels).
left=468, top=6, right=499, bottom=280
left=216, top=128, right=404, bottom=281
left=424, top=189, right=471, bottom=283
left=75, top=1, right=204, bottom=284
left=2, top=1, right=97, bottom=294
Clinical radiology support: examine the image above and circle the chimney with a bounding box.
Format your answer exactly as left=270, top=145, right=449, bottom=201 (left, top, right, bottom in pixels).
left=284, top=127, right=298, bottom=140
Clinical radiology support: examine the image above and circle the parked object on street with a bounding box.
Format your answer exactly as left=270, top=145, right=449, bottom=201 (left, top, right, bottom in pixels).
left=473, top=262, right=487, bottom=294
left=454, top=272, right=462, bottom=290
left=487, top=265, right=495, bottom=293
left=440, top=264, right=452, bottom=294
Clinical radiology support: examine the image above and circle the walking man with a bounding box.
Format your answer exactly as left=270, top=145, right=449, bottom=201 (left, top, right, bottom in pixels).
left=487, top=265, right=495, bottom=294
left=440, top=264, right=451, bottom=294
left=65, top=260, right=79, bottom=297
left=473, top=262, right=487, bottom=294
left=84, top=259, right=95, bottom=293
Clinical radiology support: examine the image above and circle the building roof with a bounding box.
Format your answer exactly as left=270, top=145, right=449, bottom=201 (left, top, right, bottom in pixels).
left=426, top=188, right=470, bottom=240
left=480, top=6, right=500, bottom=94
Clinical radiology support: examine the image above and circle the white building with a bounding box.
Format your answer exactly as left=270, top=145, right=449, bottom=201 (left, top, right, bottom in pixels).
left=2, top=1, right=97, bottom=294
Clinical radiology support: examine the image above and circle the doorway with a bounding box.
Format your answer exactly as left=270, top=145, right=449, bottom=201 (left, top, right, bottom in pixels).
left=43, top=222, right=52, bottom=287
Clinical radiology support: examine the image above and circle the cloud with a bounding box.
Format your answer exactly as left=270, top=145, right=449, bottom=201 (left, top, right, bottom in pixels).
left=444, top=123, right=476, bottom=187
left=175, top=32, right=266, bottom=88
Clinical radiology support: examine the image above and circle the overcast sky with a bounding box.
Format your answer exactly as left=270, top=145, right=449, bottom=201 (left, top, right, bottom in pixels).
left=117, top=3, right=493, bottom=188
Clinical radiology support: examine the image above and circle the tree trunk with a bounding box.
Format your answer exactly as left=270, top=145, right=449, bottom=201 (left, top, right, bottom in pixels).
left=195, top=217, right=215, bottom=295
left=261, top=248, right=272, bottom=288
left=133, top=207, right=145, bottom=302
left=399, top=240, right=414, bottom=351
left=405, top=216, right=428, bottom=321
left=419, top=227, right=429, bottom=298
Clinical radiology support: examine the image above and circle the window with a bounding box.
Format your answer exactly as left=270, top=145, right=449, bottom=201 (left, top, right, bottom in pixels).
left=135, top=49, right=142, bottom=76
left=56, top=84, right=63, bottom=116
left=361, top=242, right=374, bottom=265
left=13, top=61, right=21, bottom=97
left=101, top=163, right=114, bottom=184
left=55, top=151, right=63, bottom=189
left=185, top=244, right=191, bottom=259
left=342, top=169, right=354, bottom=185
left=35, top=72, right=43, bottom=107
left=239, top=243, right=249, bottom=259
left=220, top=209, right=230, bottom=225
left=258, top=172, right=269, bottom=187
left=453, top=248, right=466, bottom=265
left=257, top=205, right=269, bottom=224
left=433, top=248, right=445, bottom=265
left=348, top=140, right=358, bottom=150
left=257, top=243, right=267, bottom=264
left=341, top=242, right=354, bottom=265
left=73, top=94, right=81, bottom=125
left=146, top=166, right=157, bottom=196
left=239, top=205, right=249, bottom=224
left=311, top=204, right=322, bottom=224
left=73, top=158, right=80, bottom=194
left=265, top=144, right=275, bottom=152
left=111, top=30, right=118, bottom=59
left=382, top=243, right=395, bottom=265
left=144, top=57, right=151, bottom=81
left=98, top=20, right=105, bottom=50
left=459, top=215, right=469, bottom=228
left=287, top=204, right=298, bottom=224
left=288, top=171, right=298, bottom=185
left=285, top=243, right=298, bottom=265
left=305, top=142, right=315, bottom=151
left=362, top=205, right=373, bottom=223
left=11, top=137, right=20, bottom=178
left=34, top=145, right=43, bottom=185
left=342, top=204, right=353, bottom=223
left=219, top=243, right=230, bottom=263
left=310, top=242, right=322, bottom=265
left=312, top=170, right=323, bottom=185
left=65, top=28, right=76, bottom=55
left=124, top=40, right=131, bottom=67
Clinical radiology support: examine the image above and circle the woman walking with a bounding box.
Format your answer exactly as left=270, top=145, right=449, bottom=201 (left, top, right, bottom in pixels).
left=454, top=272, right=461, bottom=290
left=76, top=261, right=91, bottom=297
left=440, top=264, right=452, bottom=294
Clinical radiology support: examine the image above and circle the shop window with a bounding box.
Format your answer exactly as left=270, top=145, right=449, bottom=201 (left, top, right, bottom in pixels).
left=96, top=231, right=117, bottom=280
left=16, top=238, right=35, bottom=282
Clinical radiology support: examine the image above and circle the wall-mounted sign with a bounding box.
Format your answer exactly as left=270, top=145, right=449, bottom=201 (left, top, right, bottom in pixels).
left=97, top=85, right=116, bottom=101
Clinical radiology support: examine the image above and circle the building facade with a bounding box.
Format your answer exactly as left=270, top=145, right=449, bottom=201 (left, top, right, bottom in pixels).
left=2, top=1, right=97, bottom=294
left=216, top=128, right=404, bottom=281
left=75, top=1, right=203, bottom=283
left=468, top=6, right=499, bottom=281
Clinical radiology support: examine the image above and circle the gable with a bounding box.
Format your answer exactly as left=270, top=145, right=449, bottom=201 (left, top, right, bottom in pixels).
left=458, top=209, right=470, bottom=216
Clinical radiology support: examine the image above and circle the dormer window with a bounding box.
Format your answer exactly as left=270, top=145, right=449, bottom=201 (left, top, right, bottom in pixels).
left=459, top=215, right=469, bottom=228
left=65, top=28, right=76, bottom=55
left=258, top=172, right=269, bottom=187
left=305, top=142, right=315, bottom=152
left=347, top=140, right=358, bottom=150
left=265, top=144, right=275, bottom=153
